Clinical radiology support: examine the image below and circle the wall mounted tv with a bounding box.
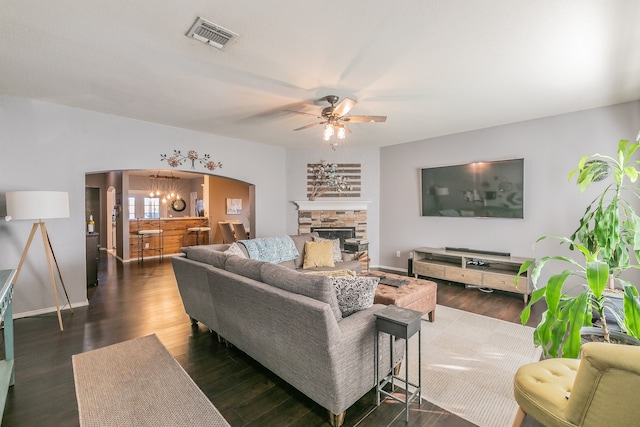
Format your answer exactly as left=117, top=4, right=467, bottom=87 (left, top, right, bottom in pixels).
left=420, top=158, right=524, bottom=218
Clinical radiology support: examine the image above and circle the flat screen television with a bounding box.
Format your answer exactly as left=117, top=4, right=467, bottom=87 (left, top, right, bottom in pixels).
left=420, top=158, right=524, bottom=218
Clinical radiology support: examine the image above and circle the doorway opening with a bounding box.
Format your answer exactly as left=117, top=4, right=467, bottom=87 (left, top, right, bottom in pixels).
left=106, top=186, right=116, bottom=255
left=85, top=169, right=255, bottom=262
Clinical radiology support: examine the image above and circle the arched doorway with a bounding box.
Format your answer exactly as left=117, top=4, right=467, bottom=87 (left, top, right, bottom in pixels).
left=85, top=169, right=255, bottom=262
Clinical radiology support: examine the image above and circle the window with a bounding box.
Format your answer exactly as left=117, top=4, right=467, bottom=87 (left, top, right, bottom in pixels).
left=143, top=197, right=160, bottom=219
left=128, top=197, right=136, bottom=220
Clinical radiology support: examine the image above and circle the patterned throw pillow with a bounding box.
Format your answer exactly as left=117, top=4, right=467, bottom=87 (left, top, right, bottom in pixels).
left=332, top=276, right=380, bottom=317
left=223, top=242, right=247, bottom=258
left=312, top=236, right=342, bottom=263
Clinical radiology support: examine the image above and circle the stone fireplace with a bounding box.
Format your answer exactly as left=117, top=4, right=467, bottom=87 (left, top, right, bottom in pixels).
left=295, top=200, right=370, bottom=247
left=310, top=227, right=355, bottom=250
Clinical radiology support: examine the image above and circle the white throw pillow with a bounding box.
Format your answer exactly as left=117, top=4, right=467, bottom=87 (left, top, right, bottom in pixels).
left=312, top=236, right=342, bottom=263
left=223, top=242, right=247, bottom=258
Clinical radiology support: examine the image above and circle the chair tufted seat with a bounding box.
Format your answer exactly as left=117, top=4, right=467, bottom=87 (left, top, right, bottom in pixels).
left=513, top=358, right=580, bottom=427
left=513, top=342, right=640, bottom=427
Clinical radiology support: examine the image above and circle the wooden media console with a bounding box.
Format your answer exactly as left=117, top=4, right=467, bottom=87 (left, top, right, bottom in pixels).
left=412, top=247, right=533, bottom=303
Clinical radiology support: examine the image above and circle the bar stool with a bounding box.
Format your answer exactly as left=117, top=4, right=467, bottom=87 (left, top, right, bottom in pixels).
left=186, top=226, right=211, bottom=245
left=137, top=218, right=164, bottom=263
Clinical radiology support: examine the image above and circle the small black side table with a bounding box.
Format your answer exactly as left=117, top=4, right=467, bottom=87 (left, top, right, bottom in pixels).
left=374, top=305, right=422, bottom=422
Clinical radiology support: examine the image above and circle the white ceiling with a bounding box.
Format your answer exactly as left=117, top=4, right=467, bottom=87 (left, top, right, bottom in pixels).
left=2, top=1, right=639, bottom=149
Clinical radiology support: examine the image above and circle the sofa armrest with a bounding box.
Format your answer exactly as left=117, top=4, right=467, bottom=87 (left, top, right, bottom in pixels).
left=334, top=304, right=406, bottom=378
left=336, top=304, right=387, bottom=337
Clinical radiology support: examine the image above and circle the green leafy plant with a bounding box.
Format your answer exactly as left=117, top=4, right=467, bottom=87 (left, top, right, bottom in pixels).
left=518, top=139, right=640, bottom=358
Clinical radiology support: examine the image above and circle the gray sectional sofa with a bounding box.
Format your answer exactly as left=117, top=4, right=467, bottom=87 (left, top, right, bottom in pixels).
left=171, top=233, right=405, bottom=426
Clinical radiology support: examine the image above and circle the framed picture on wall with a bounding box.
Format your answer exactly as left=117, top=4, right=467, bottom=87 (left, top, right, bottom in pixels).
left=226, top=198, right=242, bottom=214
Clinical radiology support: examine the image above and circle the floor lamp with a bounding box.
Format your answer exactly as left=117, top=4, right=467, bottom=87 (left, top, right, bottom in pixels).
left=6, top=191, right=73, bottom=331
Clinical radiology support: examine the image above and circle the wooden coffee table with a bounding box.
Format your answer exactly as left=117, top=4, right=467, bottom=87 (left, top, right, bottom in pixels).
left=368, top=270, right=437, bottom=322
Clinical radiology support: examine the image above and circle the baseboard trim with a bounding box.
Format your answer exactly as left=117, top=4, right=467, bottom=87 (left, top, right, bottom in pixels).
left=14, top=300, right=89, bottom=319
left=375, top=265, right=409, bottom=274
left=121, top=253, right=183, bottom=263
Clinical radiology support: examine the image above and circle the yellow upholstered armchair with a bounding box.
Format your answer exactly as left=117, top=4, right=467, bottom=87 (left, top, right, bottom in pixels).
left=513, top=342, right=640, bottom=427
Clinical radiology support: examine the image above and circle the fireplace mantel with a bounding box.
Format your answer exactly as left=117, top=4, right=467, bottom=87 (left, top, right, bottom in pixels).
left=294, top=200, right=371, bottom=211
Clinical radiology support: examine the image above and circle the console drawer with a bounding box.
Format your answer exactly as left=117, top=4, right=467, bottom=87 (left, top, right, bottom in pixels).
left=483, top=273, right=528, bottom=293
left=413, top=262, right=445, bottom=279
left=445, top=267, right=481, bottom=285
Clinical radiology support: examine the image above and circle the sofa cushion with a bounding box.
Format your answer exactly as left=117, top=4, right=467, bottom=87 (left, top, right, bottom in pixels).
left=260, top=262, right=343, bottom=322
left=223, top=242, right=247, bottom=258
left=332, top=276, right=380, bottom=317
left=302, top=241, right=335, bottom=269
left=312, top=236, right=342, bottom=262
left=181, top=243, right=229, bottom=254
left=277, top=259, right=296, bottom=269
left=289, top=233, right=317, bottom=269
left=181, top=245, right=229, bottom=269
left=298, top=259, right=363, bottom=274
left=224, top=256, right=264, bottom=282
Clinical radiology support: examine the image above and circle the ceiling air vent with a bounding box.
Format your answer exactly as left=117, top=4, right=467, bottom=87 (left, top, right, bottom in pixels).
left=186, top=17, right=238, bottom=50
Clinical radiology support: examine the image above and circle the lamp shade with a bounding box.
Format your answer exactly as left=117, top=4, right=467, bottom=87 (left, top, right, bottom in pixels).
left=6, top=191, right=70, bottom=220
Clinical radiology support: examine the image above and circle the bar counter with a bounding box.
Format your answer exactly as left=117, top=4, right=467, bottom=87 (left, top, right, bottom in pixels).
left=129, top=217, right=209, bottom=260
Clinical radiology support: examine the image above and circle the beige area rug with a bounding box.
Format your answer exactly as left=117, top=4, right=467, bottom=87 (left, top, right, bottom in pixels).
left=397, top=305, right=542, bottom=427
left=72, top=334, right=230, bottom=427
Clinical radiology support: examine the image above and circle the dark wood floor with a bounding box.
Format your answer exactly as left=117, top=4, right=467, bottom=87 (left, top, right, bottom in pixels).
left=1, top=252, right=545, bottom=427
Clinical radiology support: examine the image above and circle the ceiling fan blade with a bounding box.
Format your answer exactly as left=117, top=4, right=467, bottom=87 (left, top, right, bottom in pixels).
left=342, top=115, right=387, bottom=123
left=293, top=122, right=326, bottom=131
left=285, top=110, right=322, bottom=119
left=332, top=97, right=357, bottom=117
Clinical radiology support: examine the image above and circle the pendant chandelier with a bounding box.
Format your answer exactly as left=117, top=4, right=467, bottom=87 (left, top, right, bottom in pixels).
left=148, top=173, right=181, bottom=204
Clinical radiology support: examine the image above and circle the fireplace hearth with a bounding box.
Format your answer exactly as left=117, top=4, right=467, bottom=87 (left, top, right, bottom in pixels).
left=296, top=201, right=368, bottom=246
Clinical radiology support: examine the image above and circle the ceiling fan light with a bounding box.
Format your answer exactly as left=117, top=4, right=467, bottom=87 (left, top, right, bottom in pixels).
left=337, top=126, right=346, bottom=140
left=323, top=123, right=335, bottom=141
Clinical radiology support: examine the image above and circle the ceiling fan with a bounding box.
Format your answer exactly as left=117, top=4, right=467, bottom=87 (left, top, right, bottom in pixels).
left=289, top=95, right=386, bottom=147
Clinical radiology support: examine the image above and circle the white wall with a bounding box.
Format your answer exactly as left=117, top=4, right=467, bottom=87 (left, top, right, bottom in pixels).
left=286, top=146, right=381, bottom=265
left=3, top=94, right=638, bottom=316
left=380, top=101, right=640, bottom=278
left=0, top=95, right=287, bottom=316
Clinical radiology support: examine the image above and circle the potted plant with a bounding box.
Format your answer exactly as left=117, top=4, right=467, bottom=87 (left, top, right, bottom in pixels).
left=518, top=138, right=640, bottom=358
